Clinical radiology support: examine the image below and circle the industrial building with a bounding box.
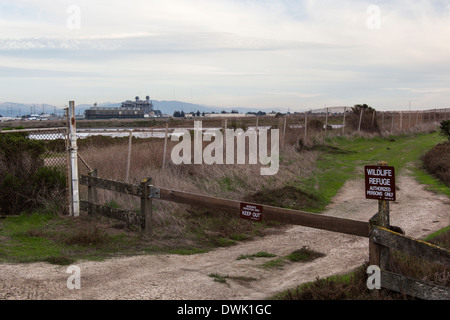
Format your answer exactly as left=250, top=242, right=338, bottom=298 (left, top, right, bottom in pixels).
left=84, top=96, right=157, bottom=120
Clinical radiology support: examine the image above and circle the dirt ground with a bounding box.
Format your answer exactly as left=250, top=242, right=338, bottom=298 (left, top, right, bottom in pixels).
left=0, top=172, right=449, bottom=300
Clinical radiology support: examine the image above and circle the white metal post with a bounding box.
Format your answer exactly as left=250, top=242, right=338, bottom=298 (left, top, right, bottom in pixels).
left=69, top=101, right=80, bottom=217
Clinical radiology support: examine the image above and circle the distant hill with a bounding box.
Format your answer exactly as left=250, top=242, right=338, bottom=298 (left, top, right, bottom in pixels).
left=0, top=102, right=63, bottom=117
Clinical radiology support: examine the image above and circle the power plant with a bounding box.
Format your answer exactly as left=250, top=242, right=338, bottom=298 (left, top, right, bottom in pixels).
left=84, top=96, right=160, bottom=120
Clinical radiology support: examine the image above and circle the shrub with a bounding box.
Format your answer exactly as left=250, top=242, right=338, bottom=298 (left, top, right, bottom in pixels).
left=422, top=141, right=450, bottom=187
left=64, top=227, right=111, bottom=247
left=440, top=120, right=450, bottom=140
left=0, top=132, right=66, bottom=215
left=347, top=104, right=379, bottom=132
left=308, top=119, right=324, bottom=131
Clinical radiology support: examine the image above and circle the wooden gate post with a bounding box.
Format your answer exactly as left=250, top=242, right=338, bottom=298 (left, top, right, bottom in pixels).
left=87, top=169, right=98, bottom=215
left=141, top=178, right=153, bottom=238
left=369, top=161, right=391, bottom=270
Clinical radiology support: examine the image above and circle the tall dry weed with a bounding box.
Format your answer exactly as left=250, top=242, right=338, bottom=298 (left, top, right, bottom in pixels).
left=76, top=116, right=441, bottom=239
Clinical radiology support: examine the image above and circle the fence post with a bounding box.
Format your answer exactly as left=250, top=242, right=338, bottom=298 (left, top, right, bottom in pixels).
left=358, top=108, right=364, bottom=132
left=141, top=178, right=153, bottom=237
left=65, top=108, right=73, bottom=216
left=342, top=107, right=346, bottom=135
left=369, top=161, right=391, bottom=270
left=399, top=111, right=403, bottom=132
left=126, top=130, right=133, bottom=183
left=391, top=112, right=395, bottom=133
left=162, top=122, right=169, bottom=170
left=68, top=101, right=80, bottom=217
left=87, top=169, right=98, bottom=215
left=304, top=112, right=308, bottom=143
left=371, top=111, right=376, bottom=131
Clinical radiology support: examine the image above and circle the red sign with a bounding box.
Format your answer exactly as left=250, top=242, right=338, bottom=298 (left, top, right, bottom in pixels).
left=365, top=165, right=396, bottom=201
left=240, top=203, right=263, bottom=222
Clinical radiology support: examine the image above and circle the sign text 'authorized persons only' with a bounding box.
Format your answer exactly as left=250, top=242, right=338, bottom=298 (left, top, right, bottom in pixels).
left=364, top=165, right=396, bottom=201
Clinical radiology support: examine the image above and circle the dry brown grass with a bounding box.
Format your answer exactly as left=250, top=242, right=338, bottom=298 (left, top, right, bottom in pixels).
left=77, top=129, right=320, bottom=242
left=76, top=115, right=442, bottom=243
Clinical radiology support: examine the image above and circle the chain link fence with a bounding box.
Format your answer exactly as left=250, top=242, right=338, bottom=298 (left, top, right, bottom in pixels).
left=0, top=127, right=69, bottom=216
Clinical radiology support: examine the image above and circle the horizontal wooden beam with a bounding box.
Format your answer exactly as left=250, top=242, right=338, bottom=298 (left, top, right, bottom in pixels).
left=80, top=200, right=144, bottom=227
left=370, top=227, right=450, bottom=267
left=381, top=270, right=450, bottom=300
left=80, top=175, right=369, bottom=237
left=79, top=175, right=143, bottom=197
left=158, top=188, right=369, bottom=237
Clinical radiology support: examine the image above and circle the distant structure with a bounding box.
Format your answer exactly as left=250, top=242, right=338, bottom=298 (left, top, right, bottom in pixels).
left=85, top=96, right=160, bottom=120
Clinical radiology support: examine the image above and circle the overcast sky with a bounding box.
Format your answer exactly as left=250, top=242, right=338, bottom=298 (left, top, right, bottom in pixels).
left=1, top=0, right=449, bottom=111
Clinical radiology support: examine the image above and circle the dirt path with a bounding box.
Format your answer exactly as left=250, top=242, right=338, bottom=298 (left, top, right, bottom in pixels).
left=1, top=173, right=449, bottom=300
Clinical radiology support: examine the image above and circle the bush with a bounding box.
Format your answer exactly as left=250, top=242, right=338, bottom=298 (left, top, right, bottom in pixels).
left=422, top=141, right=450, bottom=187
left=347, top=104, right=379, bottom=132
left=308, top=119, right=324, bottom=130
left=0, top=132, right=66, bottom=215
left=440, top=120, right=450, bottom=140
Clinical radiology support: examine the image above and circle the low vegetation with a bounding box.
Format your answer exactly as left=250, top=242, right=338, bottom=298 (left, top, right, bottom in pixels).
left=259, top=247, right=326, bottom=270
left=422, top=141, right=450, bottom=188
left=0, top=116, right=449, bottom=299
left=0, top=130, right=67, bottom=215
left=272, top=228, right=449, bottom=300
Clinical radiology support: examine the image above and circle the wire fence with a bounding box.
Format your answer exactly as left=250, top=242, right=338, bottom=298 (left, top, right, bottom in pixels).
left=75, top=107, right=450, bottom=183
left=278, top=107, right=450, bottom=146
left=0, top=127, right=69, bottom=216
left=2, top=106, right=445, bottom=217
left=70, top=106, right=449, bottom=224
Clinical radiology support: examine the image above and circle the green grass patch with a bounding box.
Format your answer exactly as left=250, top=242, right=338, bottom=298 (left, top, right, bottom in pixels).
left=244, top=132, right=447, bottom=213
left=165, top=247, right=209, bottom=255
left=298, top=132, right=448, bottom=212
left=261, top=258, right=286, bottom=269
left=285, top=247, right=325, bottom=262
left=423, top=226, right=450, bottom=242
left=260, top=247, right=325, bottom=269
left=208, top=273, right=257, bottom=285
left=237, top=251, right=277, bottom=260
left=0, top=212, right=144, bottom=264
left=208, top=273, right=228, bottom=283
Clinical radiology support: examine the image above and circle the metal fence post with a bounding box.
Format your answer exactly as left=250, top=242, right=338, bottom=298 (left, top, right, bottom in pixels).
left=68, top=101, right=80, bottom=217
left=65, top=108, right=73, bottom=217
